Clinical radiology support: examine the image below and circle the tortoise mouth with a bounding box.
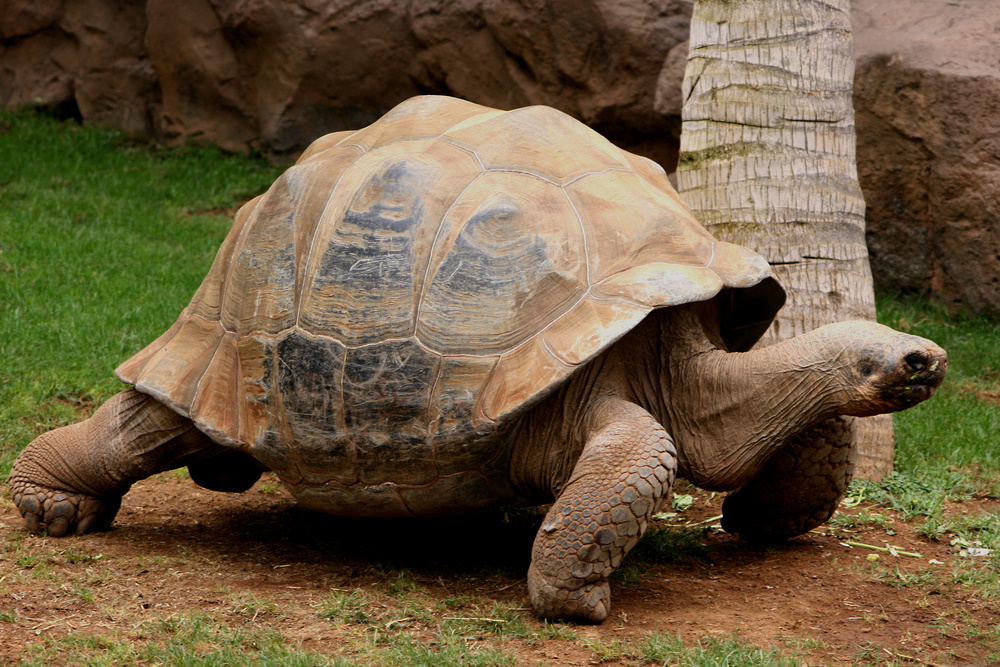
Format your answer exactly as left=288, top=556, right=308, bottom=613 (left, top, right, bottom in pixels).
left=871, top=353, right=946, bottom=412
left=882, top=383, right=938, bottom=411
left=906, top=355, right=947, bottom=388
left=884, top=355, right=947, bottom=408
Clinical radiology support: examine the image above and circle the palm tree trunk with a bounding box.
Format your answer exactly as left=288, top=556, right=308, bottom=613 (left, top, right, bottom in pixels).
left=677, top=0, right=893, bottom=478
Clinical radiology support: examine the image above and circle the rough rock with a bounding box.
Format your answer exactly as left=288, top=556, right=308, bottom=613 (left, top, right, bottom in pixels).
left=852, top=0, right=1000, bottom=317
left=0, top=0, right=691, bottom=163
left=0, top=0, right=156, bottom=135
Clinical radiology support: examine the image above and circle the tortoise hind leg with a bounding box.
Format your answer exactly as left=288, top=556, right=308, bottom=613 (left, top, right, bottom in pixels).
left=721, top=416, right=856, bottom=543
left=9, top=389, right=229, bottom=536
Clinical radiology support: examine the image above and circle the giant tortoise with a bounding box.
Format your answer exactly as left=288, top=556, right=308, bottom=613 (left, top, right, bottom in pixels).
left=10, top=95, right=946, bottom=622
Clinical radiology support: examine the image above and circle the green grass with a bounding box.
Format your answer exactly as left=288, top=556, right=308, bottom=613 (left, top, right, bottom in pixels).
left=19, top=614, right=336, bottom=667
left=0, top=110, right=284, bottom=477
left=639, top=632, right=803, bottom=666
left=877, top=295, right=1000, bottom=478
left=317, top=589, right=374, bottom=625
left=828, top=508, right=895, bottom=533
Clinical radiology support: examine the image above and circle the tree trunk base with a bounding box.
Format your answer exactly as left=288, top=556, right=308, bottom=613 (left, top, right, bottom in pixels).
left=851, top=414, right=894, bottom=480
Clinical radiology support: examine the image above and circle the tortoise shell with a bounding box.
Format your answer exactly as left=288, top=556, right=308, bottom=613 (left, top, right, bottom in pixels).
left=115, top=95, right=778, bottom=514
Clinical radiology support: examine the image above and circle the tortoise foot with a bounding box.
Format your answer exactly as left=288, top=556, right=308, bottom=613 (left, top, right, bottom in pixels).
left=527, top=563, right=610, bottom=623
left=11, top=482, right=121, bottom=537
left=720, top=417, right=856, bottom=544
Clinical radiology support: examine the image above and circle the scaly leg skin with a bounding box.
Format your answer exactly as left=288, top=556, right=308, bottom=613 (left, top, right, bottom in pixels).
left=9, top=389, right=223, bottom=536
left=528, top=399, right=677, bottom=622
left=721, top=416, right=856, bottom=543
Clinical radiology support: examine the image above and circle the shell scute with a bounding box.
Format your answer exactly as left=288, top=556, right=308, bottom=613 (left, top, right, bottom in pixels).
left=441, top=105, right=630, bottom=184
left=415, top=172, right=587, bottom=356
left=295, top=129, right=358, bottom=164
left=539, top=294, right=650, bottom=366
left=229, top=179, right=297, bottom=335
left=268, top=330, right=353, bottom=484
left=430, top=355, right=500, bottom=475
left=347, top=95, right=495, bottom=151
left=188, top=332, right=241, bottom=443
left=235, top=334, right=273, bottom=451
left=132, top=317, right=223, bottom=412
left=593, top=263, right=724, bottom=309
left=185, top=196, right=261, bottom=326
left=478, top=337, right=574, bottom=422
left=566, top=169, right=714, bottom=283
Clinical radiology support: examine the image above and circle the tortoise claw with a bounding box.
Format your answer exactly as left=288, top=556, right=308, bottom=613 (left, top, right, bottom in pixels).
left=528, top=563, right=611, bottom=623
left=11, top=484, right=121, bottom=536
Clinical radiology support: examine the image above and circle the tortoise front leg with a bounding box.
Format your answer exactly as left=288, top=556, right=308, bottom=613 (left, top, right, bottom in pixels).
left=528, top=399, right=677, bottom=622
left=721, top=416, right=856, bottom=542
left=9, top=389, right=224, bottom=536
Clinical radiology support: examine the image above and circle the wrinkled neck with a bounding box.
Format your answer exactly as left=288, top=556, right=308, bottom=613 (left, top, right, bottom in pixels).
left=660, top=309, right=851, bottom=491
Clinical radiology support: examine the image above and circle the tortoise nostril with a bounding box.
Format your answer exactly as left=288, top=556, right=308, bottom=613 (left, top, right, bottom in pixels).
left=905, top=352, right=928, bottom=372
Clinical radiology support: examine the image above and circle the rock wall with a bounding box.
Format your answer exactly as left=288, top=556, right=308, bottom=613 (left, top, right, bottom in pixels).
left=0, top=0, right=690, bottom=165
left=2, top=0, right=997, bottom=315
left=0, top=0, right=157, bottom=135
left=852, top=0, right=1000, bottom=318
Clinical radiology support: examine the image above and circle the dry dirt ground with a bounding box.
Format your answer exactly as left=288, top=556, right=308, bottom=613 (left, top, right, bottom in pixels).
left=1, top=473, right=998, bottom=666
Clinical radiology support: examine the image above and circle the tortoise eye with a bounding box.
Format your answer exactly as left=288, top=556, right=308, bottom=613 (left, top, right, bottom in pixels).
left=857, top=361, right=875, bottom=378
left=904, top=352, right=928, bottom=372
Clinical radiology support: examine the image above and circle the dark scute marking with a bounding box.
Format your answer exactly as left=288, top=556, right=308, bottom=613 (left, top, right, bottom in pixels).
left=304, top=157, right=439, bottom=343
left=348, top=159, right=427, bottom=232
left=424, top=197, right=572, bottom=353
left=274, top=331, right=353, bottom=483
left=316, top=244, right=410, bottom=297
left=430, top=399, right=489, bottom=474
left=319, top=159, right=429, bottom=288
left=343, top=340, right=439, bottom=485
left=440, top=201, right=549, bottom=302
left=253, top=429, right=296, bottom=482
left=432, top=396, right=475, bottom=440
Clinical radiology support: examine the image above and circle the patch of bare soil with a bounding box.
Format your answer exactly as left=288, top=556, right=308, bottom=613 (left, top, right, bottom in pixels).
left=1, top=474, right=998, bottom=666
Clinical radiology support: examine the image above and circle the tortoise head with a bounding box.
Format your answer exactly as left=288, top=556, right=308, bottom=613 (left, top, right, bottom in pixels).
left=819, top=321, right=948, bottom=416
